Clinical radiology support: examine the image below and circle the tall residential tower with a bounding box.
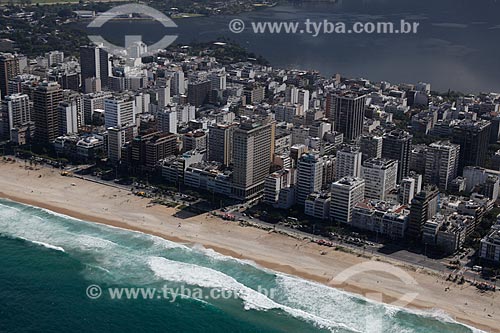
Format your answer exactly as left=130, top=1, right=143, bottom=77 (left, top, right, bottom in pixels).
left=231, top=120, right=272, bottom=200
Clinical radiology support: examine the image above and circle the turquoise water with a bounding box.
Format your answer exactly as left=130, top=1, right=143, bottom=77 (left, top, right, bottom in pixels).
left=0, top=199, right=483, bottom=333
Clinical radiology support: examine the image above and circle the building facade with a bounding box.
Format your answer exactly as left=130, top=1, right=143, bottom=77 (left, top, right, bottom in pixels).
left=231, top=120, right=272, bottom=200
left=361, top=158, right=398, bottom=200
left=330, top=177, right=365, bottom=224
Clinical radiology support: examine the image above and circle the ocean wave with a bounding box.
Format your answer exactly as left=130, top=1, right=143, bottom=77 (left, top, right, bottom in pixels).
left=75, top=235, right=119, bottom=250
left=275, top=273, right=369, bottom=330
left=17, top=237, right=65, bottom=253
left=275, top=274, right=484, bottom=333
left=191, top=243, right=270, bottom=272
left=0, top=199, right=487, bottom=333
left=0, top=200, right=22, bottom=212
left=30, top=203, right=187, bottom=252
left=0, top=199, right=185, bottom=251
left=148, top=233, right=189, bottom=250
left=397, top=308, right=486, bottom=333
left=147, top=256, right=361, bottom=333
left=31, top=240, right=65, bottom=252
left=148, top=255, right=276, bottom=309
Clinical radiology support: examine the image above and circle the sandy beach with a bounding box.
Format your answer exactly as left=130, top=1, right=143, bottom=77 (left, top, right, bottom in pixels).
left=0, top=159, right=498, bottom=332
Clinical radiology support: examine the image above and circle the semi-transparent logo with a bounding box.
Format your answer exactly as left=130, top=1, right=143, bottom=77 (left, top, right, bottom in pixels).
left=87, top=4, right=178, bottom=57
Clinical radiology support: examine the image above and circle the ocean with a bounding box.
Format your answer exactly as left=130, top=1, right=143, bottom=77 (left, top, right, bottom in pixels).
left=81, top=0, right=500, bottom=93
left=0, top=198, right=484, bottom=332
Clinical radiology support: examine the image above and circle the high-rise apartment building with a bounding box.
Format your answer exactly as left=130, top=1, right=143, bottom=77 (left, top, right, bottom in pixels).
left=296, top=153, right=323, bottom=206
left=330, top=177, right=365, bottom=224
left=134, top=92, right=150, bottom=115
left=107, top=124, right=136, bottom=164
left=327, top=92, right=366, bottom=141
left=424, top=141, right=460, bottom=191
left=0, top=53, right=20, bottom=97
left=243, top=85, right=265, bottom=105
left=171, top=70, right=185, bottom=96
left=157, top=107, right=178, bottom=134
left=0, top=93, right=30, bottom=140
left=285, top=86, right=298, bottom=104
left=83, top=91, right=112, bottom=125
left=156, top=78, right=171, bottom=108
left=187, top=80, right=211, bottom=107
left=104, top=96, right=135, bottom=128
left=399, top=177, right=416, bottom=205
left=335, top=145, right=362, bottom=179
left=264, top=168, right=296, bottom=209
left=58, top=92, right=82, bottom=135
left=80, top=45, right=110, bottom=90
left=382, top=129, right=412, bottom=183
left=361, top=158, right=398, bottom=200
left=298, top=89, right=310, bottom=112
left=45, top=51, right=64, bottom=67
left=451, top=120, right=491, bottom=174
left=125, top=131, right=177, bottom=171
left=359, top=134, right=383, bottom=162
left=231, top=120, right=272, bottom=200
left=33, top=82, right=63, bottom=143
left=208, top=70, right=227, bottom=91
left=407, top=186, right=439, bottom=240
left=208, top=122, right=236, bottom=166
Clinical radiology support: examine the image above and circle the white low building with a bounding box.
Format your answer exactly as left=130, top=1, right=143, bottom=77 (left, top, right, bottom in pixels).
left=352, top=200, right=409, bottom=239
left=184, top=162, right=232, bottom=196
left=480, top=218, right=500, bottom=263
left=305, top=192, right=331, bottom=220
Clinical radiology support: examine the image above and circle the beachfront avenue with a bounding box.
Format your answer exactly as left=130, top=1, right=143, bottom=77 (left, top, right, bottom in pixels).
left=86, top=284, right=277, bottom=303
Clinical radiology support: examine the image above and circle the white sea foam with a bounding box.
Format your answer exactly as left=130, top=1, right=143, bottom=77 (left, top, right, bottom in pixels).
left=0, top=205, right=117, bottom=253
left=275, top=273, right=368, bottom=330
left=75, top=235, right=118, bottom=250
left=0, top=200, right=487, bottom=332
left=36, top=206, right=84, bottom=222
left=148, top=233, right=189, bottom=250
left=0, top=198, right=185, bottom=254
left=85, top=264, right=112, bottom=274
left=35, top=204, right=188, bottom=251
left=0, top=201, right=22, bottom=212
left=19, top=237, right=65, bottom=252
left=147, top=256, right=361, bottom=332
left=275, top=273, right=486, bottom=333
left=398, top=307, right=487, bottom=333
left=191, top=243, right=269, bottom=272
left=31, top=240, right=65, bottom=252
left=191, top=243, right=228, bottom=261
left=148, top=255, right=274, bottom=307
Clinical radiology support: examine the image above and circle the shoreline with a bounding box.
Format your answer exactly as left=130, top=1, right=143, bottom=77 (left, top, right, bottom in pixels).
left=0, top=161, right=497, bottom=332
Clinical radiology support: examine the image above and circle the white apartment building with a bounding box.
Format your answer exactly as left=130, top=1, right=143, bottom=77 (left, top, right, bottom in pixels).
left=157, top=108, right=178, bottom=134
left=296, top=153, right=323, bottom=206
left=0, top=93, right=30, bottom=140
left=399, top=177, right=416, bottom=205
left=361, top=158, right=398, bottom=200
left=425, top=141, right=460, bottom=191
left=264, top=168, right=296, bottom=209
left=335, top=145, right=362, bottom=179
left=104, top=96, right=135, bottom=128
left=480, top=225, right=500, bottom=263
left=330, top=177, right=365, bottom=224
